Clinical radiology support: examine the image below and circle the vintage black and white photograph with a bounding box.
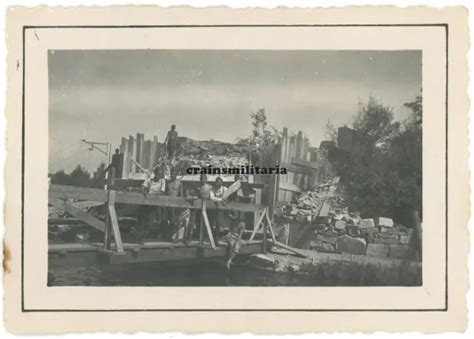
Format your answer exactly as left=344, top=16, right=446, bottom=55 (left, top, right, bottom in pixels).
left=5, top=4, right=470, bottom=333
left=47, top=49, right=423, bottom=287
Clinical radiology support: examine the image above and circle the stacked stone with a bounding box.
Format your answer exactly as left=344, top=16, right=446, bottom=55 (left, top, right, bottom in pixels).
left=308, top=216, right=412, bottom=259
left=363, top=217, right=412, bottom=259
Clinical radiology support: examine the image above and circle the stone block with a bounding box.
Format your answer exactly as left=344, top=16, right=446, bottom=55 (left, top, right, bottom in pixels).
left=336, top=235, right=366, bottom=255
left=313, top=224, right=327, bottom=231
left=399, top=234, right=411, bottom=244
left=288, top=264, right=300, bottom=272
left=316, top=234, right=338, bottom=245
left=359, top=218, right=375, bottom=228
left=334, top=220, right=346, bottom=230
left=337, top=229, right=347, bottom=236
left=249, top=254, right=275, bottom=268
left=365, top=227, right=378, bottom=234
left=376, top=217, right=394, bottom=227
left=378, top=232, right=398, bottom=240
left=309, top=240, right=335, bottom=252
left=366, top=243, right=388, bottom=257
left=397, top=225, right=412, bottom=234
left=389, top=244, right=410, bottom=258
left=346, top=225, right=361, bottom=237
left=320, top=229, right=339, bottom=237
left=378, top=226, right=398, bottom=234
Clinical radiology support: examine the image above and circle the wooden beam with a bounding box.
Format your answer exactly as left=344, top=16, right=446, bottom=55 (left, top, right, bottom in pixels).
left=128, top=135, right=136, bottom=174
left=142, top=140, right=151, bottom=170
left=250, top=207, right=267, bottom=241
left=290, top=157, right=319, bottom=170
left=265, top=211, right=277, bottom=243
left=136, top=133, right=145, bottom=171
left=296, top=130, right=303, bottom=159
left=201, top=201, right=216, bottom=249
left=49, top=185, right=266, bottom=212
left=49, top=198, right=106, bottom=232
left=49, top=184, right=108, bottom=202
left=108, top=191, right=124, bottom=252
left=280, top=162, right=313, bottom=175
left=149, top=136, right=158, bottom=170
left=278, top=182, right=301, bottom=193
left=273, top=241, right=309, bottom=258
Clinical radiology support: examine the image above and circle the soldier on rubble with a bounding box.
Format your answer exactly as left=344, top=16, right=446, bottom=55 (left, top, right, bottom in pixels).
left=164, top=124, right=179, bottom=162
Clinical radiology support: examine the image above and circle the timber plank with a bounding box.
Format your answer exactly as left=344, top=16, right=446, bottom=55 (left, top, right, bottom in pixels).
left=49, top=185, right=265, bottom=212
left=49, top=198, right=106, bottom=232
left=49, top=184, right=108, bottom=202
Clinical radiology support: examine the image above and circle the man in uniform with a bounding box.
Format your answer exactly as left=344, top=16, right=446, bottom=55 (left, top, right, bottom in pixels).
left=164, top=124, right=178, bottom=161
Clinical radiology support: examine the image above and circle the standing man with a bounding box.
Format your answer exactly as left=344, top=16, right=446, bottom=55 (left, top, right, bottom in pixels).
left=164, top=124, right=178, bottom=162
left=103, top=148, right=122, bottom=179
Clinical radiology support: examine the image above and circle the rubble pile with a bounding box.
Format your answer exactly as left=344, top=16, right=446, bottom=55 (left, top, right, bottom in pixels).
left=279, top=180, right=347, bottom=223
left=177, top=137, right=249, bottom=158
left=309, top=216, right=413, bottom=259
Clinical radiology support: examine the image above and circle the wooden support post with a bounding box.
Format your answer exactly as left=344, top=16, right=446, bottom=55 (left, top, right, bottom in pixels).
left=122, top=140, right=130, bottom=179
left=128, top=135, right=135, bottom=174
left=110, top=167, right=116, bottom=187
left=262, top=212, right=267, bottom=253
left=250, top=207, right=266, bottom=241
left=199, top=201, right=204, bottom=245
left=201, top=200, right=216, bottom=249
left=265, top=210, right=277, bottom=243
left=103, top=209, right=111, bottom=250
left=107, top=191, right=124, bottom=252
left=143, top=140, right=151, bottom=170
left=136, top=133, right=145, bottom=172
left=150, top=136, right=158, bottom=168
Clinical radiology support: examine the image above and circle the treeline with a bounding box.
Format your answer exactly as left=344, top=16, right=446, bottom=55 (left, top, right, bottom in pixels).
left=49, top=163, right=106, bottom=188
left=326, top=95, right=422, bottom=225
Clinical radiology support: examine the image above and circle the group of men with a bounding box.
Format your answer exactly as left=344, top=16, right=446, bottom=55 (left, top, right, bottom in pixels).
left=140, top=167, right=249, bottom=269
left=102, top=124, right=250, bottom=268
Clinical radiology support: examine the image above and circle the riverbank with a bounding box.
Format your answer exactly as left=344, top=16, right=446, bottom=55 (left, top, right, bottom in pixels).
left=244, top=247, right=422, bottom=286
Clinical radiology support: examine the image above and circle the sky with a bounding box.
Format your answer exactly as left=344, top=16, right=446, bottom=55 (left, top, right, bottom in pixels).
left=49, top=49, right=421, bottom=173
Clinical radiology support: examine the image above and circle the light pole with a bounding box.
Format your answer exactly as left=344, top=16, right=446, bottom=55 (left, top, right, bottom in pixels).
left=82, top=139, right=111, bottom=189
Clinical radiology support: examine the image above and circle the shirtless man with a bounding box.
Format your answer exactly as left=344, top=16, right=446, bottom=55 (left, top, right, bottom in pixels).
left=225, top=210, right=246, bottom=269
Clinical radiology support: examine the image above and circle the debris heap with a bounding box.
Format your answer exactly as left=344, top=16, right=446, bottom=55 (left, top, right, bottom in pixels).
left=277, top=179, right=414, bottom=259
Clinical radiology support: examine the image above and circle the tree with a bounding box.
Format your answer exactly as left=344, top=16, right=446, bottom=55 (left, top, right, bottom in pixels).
left=352, top=96, right=400, bottom=149
left=50, top=170, right=69, bottom=185
left=324, top=119, right=338, bottom=142
left=68, top=165, right=92, bottom=187
left=92, top=162, right=107, bottom=188
left=237, top=107, right=281, bottom=157
left=50, top=164, right=95, bottom=187
left=327, top=95, right=422, bottom=225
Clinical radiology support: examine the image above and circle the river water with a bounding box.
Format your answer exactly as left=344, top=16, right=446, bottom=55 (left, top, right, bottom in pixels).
left=48, top=260, right=316, bottom=286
